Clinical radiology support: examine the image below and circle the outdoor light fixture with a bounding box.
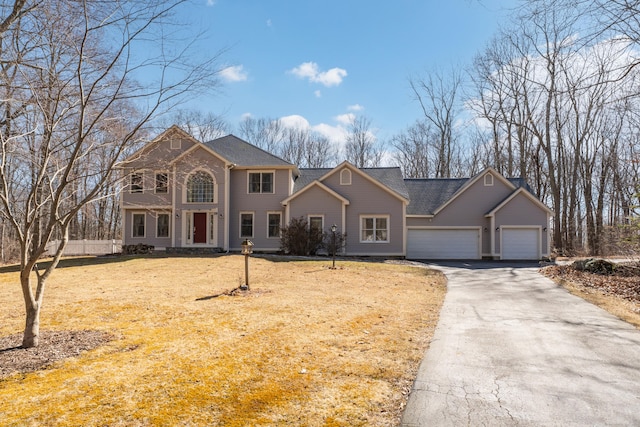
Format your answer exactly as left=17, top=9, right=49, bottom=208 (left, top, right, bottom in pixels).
left=543, top=227, right=547, bottom=232
left=241, top=239, right=254, bottom=290
left=496, top=227, right=500, bottom=231
left=330, top=224, right=338, bottom=269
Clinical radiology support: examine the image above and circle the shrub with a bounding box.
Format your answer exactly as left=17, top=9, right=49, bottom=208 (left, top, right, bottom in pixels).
left=280, top=217, right=324, bottom=256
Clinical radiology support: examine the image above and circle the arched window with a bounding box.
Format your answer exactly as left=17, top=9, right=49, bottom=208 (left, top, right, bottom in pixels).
left=187, top=171, right=214, bottom=203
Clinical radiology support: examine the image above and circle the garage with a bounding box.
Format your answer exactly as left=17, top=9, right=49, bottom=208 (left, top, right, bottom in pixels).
left=501, top=228, right=540, bottom=260
left=407, top=228, right=481, bottom=259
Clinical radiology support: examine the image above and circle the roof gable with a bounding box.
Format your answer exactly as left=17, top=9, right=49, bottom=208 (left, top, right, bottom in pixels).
left=486, top=187, right=554, bottom=216
left=300, top=162, right=409, bottom=202
left=282, top=181, right=350, bottom=206
left=405, top=168, right=536, bottom=216
left=119, top=125, right=200, bottom=166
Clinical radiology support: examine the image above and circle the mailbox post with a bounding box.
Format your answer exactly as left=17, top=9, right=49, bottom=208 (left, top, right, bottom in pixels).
left=241, top=239, right=254, bottom=290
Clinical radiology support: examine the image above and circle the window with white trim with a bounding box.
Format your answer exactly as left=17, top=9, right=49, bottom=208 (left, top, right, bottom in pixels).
left=155, top=172, right=168, bottom=194
left=360, top=215, right=389, bottom=243
left=187, top=171, right=214, bottom=203
left=340, top=168, right=352, bottom=185
left=268, top=212, right=282, bottom=238
left=156, top=213, right=170, bottom=238
left=484, top=173, right=494, bottom=186
left=240, top=212, right=254, bottom=238
left=248, top=172, right=274, bottom=194
left=170, top=139, right=181, bottom=149
left=132, top=213, right=146, bottom=237
left=309, top=215, right=323, bottom=233
left=130, top=172, right=143, bottom=193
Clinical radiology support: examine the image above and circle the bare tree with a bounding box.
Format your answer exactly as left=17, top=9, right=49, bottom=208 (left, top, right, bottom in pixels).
left=409, top=67, right=463, bottom=178
left=0, top=0, right=222, bottom=347
left=161, top=108, right=230, bottom=142
left=344, top=115, right=383, bottom=168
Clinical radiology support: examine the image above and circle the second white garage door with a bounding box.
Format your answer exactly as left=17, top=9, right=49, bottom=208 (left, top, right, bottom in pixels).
left=501, top=228, right=540, bottom=260
left=407, top=228, right=481, bottom=259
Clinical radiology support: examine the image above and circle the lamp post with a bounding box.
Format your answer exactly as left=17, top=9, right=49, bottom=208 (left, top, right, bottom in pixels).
left=241, top=239, right=254, bottom=290
left=330, top=224, right=337, bottom=269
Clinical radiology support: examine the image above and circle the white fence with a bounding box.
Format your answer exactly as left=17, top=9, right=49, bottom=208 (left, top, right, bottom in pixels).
left=45, top=239, right=122, bottom=256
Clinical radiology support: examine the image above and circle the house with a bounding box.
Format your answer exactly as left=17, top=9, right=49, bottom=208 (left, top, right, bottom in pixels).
left=119, top=126, right=552, bottom=260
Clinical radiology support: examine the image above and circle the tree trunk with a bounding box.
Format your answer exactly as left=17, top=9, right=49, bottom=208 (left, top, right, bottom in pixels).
left=21, top=273, right=43, bottom=348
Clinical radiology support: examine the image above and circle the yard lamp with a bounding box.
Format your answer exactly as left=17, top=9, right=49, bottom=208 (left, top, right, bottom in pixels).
left=330, top=224, right=338, bottom=269
left=241, top=239, right=254, bottom=290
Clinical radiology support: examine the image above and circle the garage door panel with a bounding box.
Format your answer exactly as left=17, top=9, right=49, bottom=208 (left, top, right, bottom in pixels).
left=407, top=229, right=480, bottom=259
left=502, top=228, right=539, bottom=260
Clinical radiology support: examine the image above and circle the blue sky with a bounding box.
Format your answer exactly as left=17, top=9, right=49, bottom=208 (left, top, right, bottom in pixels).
left=180, top=0, right=519, bottom=143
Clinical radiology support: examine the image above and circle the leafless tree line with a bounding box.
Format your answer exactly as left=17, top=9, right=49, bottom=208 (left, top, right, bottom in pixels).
left=1, top=0, right=221, bottom=347
left=390, top=0, right=640, bottom=256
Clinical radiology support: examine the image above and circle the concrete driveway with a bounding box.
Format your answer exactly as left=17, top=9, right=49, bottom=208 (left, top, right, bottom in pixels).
left=401, top=262, right=640, bottom=426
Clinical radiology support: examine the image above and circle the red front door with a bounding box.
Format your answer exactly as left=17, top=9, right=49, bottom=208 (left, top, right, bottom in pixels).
left=193, top=213, right=207, bottom=244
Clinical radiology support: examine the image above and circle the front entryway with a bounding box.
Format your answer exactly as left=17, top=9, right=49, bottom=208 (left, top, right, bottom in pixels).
left=193, top=212, right=207, bottom=243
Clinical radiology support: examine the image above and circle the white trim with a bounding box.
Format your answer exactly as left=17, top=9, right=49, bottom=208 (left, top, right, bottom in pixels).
left=316, top=161, right=409, bottom=203
left=484, top=173, right=494, bottom=186
left=406, top=226, right=482, bottom=260
left=308, top=214, right=324, bottom=232
left=131, top=212, right=146, bottom=238
left=267, top=211, right=283, bottom=239
left=247, top=170, right=276, bottom=194
left=240, top=211, right=255, bottom=238
left=340, top=168, right=352, bottom=185
left=360, top=214, right=390, bottom=244
left=281, top=181, right=350, bottom=206
left=154, top=171, right=169, bottom=194
left=183, top=168, right=218, bottom=204
left=130, top=171, right=144, bottom=194
left=170, top=139, right=182, bottom=150
left=156, top=212, right=171, bottom=238
left=499, top=226, right=542, bottom=260
left=181, top=209, right=219, bottom=246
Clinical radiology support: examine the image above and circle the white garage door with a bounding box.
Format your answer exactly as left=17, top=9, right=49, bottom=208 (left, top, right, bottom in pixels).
left=407, top=229, right=480, bottom=259
left=502, top=228, right=540, bottom=260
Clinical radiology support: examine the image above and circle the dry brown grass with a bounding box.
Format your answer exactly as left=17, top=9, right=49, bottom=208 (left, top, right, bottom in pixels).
left=0, top=255, right=446, bottom=426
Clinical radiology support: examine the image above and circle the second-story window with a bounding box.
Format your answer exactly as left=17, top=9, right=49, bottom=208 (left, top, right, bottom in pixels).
left=130, top=172, right=143, bottom=193
left=248, top=172, right=274, bottom=194
left=155, top=173, right=168, bottom=194
left=187, top=171, right=214, bottom=203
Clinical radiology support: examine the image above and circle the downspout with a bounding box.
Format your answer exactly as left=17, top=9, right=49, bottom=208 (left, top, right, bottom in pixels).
left=224, top=163, right=234, bottom=252
left=171, top=164, right=176, bottom=248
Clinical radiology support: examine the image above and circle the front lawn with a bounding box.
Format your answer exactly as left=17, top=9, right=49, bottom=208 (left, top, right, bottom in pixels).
left=0, top=255, right=446, bottom=426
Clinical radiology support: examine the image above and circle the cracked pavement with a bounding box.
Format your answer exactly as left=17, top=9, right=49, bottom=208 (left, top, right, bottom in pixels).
left=401, top=262, right=640, bottom=426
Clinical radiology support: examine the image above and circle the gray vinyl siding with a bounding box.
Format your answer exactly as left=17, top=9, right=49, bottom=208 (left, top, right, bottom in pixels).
left=228, top=168, right=292, bottom=251
left=428, top=177, right=513, bottom=226
left=494, top=194, right=550, bottom=255
left=122, top=210, right=172, bottom=248
left=288, top=186, right=344, bottom=231
left=173, top=148, right=227, bottom=247
left=321, top=168, right=405, bottom=256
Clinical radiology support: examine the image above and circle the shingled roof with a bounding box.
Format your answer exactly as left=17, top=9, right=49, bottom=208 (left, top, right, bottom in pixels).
left=204, top=135, right=294, bottom=168
left=294, top=166, right=410, bottom=200
left=404, top=176, right=530, bottom=215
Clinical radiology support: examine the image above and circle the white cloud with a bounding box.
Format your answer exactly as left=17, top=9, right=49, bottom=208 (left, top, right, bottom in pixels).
left=314, top=90, right=322, bottom=98
left=241, top=112, right=253, bottom=121
left=312, top=123, right=348, bottom=145
left=207, top=0, right=216, bottom=6
left=335, top=113, right=355, bottom=126
left=220, top=65, right=248, bottom=82
left=279, top=115, right=311, bottom=130
left=266, top=18, right=273, bottom=27
left=289, top=62, right=348, bottom=87
left=347, top=104, right=364, bottom=112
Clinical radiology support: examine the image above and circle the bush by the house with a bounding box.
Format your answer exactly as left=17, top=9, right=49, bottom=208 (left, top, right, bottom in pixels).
left=280, top=217, right=324, bottom=256
left=122, top=244, right=154, bottom=255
